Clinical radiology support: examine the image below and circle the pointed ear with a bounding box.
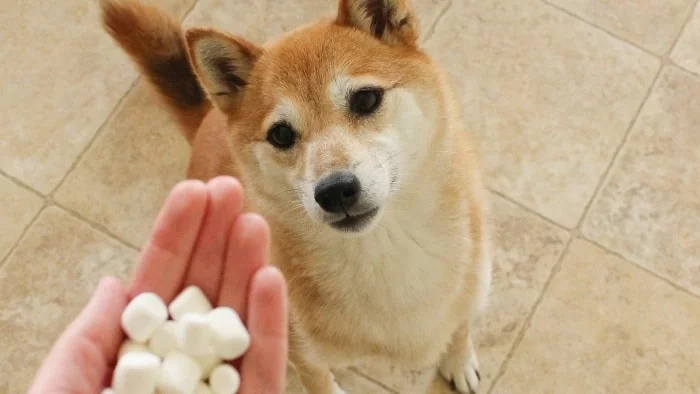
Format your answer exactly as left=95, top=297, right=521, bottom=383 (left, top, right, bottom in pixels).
left=336, top=0, right=419, bottom=46
left=185, top=28, right=263, bottom=112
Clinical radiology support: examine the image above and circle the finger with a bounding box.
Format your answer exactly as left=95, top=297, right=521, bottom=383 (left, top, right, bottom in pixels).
left=217, top=213, right=270, bottom=320
left=129, top=180, right=208, bottom=302
left=184, top=176, right=244, bottom=302
left=239, top=266, right=288, bottom=394
left=29, top=277, right=128, bottom=393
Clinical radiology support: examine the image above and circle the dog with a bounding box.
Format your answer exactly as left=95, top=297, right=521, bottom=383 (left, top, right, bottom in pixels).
left=100, top=0, right=492, bottom=392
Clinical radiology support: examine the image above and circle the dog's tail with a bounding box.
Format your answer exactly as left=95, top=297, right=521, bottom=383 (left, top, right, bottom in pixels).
left=100, top=0, right=210, bottom=143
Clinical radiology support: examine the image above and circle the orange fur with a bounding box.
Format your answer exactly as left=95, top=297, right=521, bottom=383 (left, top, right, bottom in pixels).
left=101, top=1, right=491, bottom=393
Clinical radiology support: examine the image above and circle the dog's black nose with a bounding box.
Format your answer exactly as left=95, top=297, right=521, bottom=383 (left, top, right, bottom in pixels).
left=314, top=172, right=361, bottom=213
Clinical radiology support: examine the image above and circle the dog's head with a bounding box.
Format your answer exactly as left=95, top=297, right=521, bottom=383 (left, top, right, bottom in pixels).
left=186, top=0, right=447, bottom=235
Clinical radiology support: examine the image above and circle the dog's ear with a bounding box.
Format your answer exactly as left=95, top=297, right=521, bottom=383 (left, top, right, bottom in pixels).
left=336, top=0, right=419, bottom=46
left=185, top=28, right=263, bottom=112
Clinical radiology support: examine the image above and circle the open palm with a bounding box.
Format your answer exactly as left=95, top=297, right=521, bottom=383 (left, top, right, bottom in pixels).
left=29, top=176, right=288, bottom=394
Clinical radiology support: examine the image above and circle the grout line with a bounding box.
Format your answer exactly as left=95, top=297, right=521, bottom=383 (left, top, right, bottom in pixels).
left=664, top=0, right=700, bottom=76
left=0, top=168, right=46, bottom=198
left=486, top=234, right=574, bottom=393
left=0, top=202, right=141, bottom=278
left=665, top=0, right=698, bottom=59
left=181, top=0, right=200, bottom=23
left=35, top=0, right=201, bottom=258
left=488, top=49, right=666, bottom=391
left=48, top=77, right=140, bottom=198
left=543, top=0, right=700, bottom=76
left=541, top=0, right=662, bottom=60
left=421, top=0, right=453, bottom=44
left=580, top=235, right=700, bottom=301
left=672, top=61, right=700, bottom=79
left=488, top=226, right=700, bottom=393
left=48, top=0, right=200, bottom=199
left=0, top=202, right=49, bottom=273
left=51, top=201, right=141, bottom=252
left=485, top=2, right=700, bottom=386
left=487, top=188, right=569, bottom=231
left=570, top=65, right=663, bottom=232
left=1, top=0, right=205, bottom=200
left=349, top=368, right=400, bottom=393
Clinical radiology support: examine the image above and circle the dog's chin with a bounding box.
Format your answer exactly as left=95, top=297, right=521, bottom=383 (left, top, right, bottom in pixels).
left=327, top=207, right=381, bottom=235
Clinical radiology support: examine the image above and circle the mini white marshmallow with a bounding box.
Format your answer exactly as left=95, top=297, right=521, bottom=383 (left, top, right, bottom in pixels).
left=196, top=382, right=214, bottom=394
left=209, top=364, right=240, bottom=394
left=193, top=353, right=221, bottom=380
left=148, top=320, right=180, bottom=358
left=112, top=352, right=160, bottom=394
left=118, top=340, right=150, bottom=359
left=121, top=292, right=168, bottom=343
left=101, top=389, right=115, bottom=394
left=179, top=313, right=213, bottom=357
left=157, top=352, right=202, bottom=394
left=207, top=307, right=250, bottom=360
left=169, top=286, right=212, bottom=321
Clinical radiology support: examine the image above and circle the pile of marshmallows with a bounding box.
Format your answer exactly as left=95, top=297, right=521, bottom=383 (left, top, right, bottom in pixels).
left=103, top=286, right=250, bottom=394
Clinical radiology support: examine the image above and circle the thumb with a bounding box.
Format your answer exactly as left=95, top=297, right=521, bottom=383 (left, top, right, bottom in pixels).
left=29, top=277, right=128, bottom=393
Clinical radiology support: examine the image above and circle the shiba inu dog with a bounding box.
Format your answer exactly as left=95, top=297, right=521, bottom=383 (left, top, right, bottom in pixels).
left=100, top=0, right=492, bottom=392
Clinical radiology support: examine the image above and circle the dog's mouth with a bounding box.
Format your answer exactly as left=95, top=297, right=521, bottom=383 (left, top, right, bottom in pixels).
left=329, top=207, right=380, bottom=233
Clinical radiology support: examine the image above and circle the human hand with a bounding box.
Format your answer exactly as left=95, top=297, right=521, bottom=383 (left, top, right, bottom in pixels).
left=29, top=176, right=288, bottom=394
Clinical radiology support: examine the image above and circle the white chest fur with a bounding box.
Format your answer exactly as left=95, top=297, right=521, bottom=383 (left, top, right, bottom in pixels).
left=302, top=202, right=473, bottom=366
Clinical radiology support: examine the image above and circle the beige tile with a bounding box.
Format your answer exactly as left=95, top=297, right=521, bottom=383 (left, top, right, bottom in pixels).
left=0, top=206, right=136, bottom=393
left=413, top=0, right=451, bottom=36
left=335, top=370, right=394, bottom=393
left=547, top=0, right=695, bottom=55
left=360, top=194, right=570, bottom=393
left=425, top=0, right=659, bottom=228
left=0, top=0, right=193, bottom=194
left=494, top=240, right=700, bottom=393
left=583, top=66, right=700, bottom=295
left=0, top=175, right=43, bottom=259
left=184, top=0, right=447, bottom=44
left=356, top=365, right=435, bottom=394
left=55, top=82, right=190, bottom=247
left=672, top=5, right=700, bottom=75
left=150, top=0, right=197, bottom=17
left=285, top=365, right=394, bottom=393
left=184, top=0, right=336, bottom=43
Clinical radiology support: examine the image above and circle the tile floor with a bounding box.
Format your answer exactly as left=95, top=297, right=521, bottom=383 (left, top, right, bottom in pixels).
left=1, top=0, right=699, bottom=393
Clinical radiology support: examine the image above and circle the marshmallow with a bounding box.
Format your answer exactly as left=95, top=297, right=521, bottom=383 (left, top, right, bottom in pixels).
left=193, top=353, right=221, bottom=380
left=112, top=287, right=249, bottom=393
left=148, top=320, right=180, bottom=358
left=209, top=364, right=240, bottom=394
left=118, top=339, right=150, bottom=359
left=121, top=292, right=168, bottom=343
left=179, top=313, right=213, bottom=357
left=207, top=307, right=250, bottom=360
left=157, top=352, right=202, bottom=394
left=112, top=352, right=160, bottom=394
left=196, top=382, right=214, bottom=394
left=169, top=286, right=212, bottom=321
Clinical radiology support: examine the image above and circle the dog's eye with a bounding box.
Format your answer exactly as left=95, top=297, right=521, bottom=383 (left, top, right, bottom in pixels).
left=349, top=88, right=384, bottom=116
left=266, top=123, right=297, bottom=149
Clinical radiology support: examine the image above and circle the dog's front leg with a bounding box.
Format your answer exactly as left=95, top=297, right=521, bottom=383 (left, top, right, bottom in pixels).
left=289, top=328, right=346, bottom=394
left=438, top=322, right=481, bottom=394
left=293, top=361, right=345, bottom=394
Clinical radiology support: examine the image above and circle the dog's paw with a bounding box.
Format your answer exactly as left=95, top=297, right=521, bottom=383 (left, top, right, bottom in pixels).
left=439, top=347, right=481, bottom=393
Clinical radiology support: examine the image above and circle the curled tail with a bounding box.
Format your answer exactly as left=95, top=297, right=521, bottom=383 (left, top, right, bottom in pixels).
left=100, top=0, right=210, bottom=142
